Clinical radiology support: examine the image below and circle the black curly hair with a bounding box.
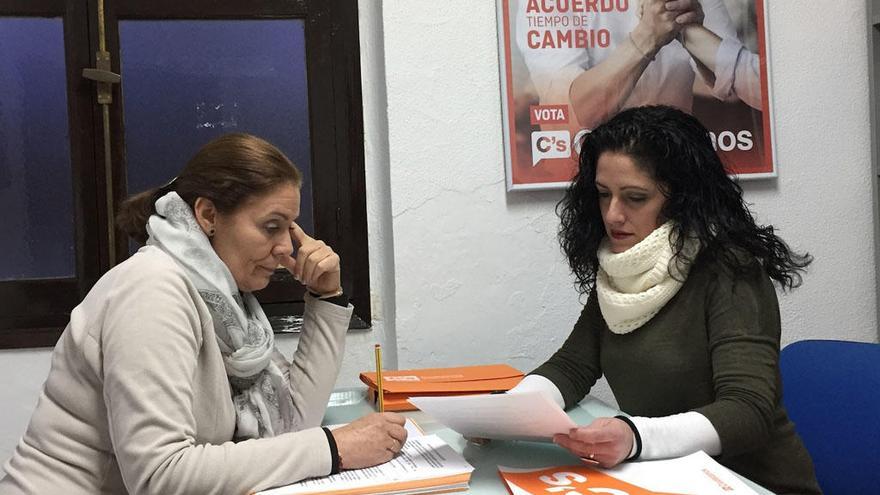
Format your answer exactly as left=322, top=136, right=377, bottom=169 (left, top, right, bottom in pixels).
left=557, top=105, right=812, bottom=294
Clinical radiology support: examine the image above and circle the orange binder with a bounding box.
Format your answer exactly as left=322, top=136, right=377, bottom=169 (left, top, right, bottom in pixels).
left=360, top=364, right=524, bottom=411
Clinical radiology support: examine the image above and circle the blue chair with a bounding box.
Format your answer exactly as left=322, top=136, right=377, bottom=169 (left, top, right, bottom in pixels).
left=779, top=339, right=880, bottom=495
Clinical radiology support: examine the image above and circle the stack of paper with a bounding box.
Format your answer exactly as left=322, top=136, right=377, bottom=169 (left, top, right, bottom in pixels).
left=410, top=391, right=576, bottom=442
left=359, top=364, right=523, bottom=411
left=498, top=451, right=760, bottom=495
left=255, top=421, right=474, bottom=495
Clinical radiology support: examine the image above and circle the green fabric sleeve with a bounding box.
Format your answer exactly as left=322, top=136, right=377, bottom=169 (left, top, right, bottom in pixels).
left=531, top=291, right=603, bottom=410
left=693, top=264, right=781, bottom=456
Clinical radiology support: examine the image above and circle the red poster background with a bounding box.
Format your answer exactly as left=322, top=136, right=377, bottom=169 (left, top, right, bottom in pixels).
left=498, top=0, right=775, bottom=190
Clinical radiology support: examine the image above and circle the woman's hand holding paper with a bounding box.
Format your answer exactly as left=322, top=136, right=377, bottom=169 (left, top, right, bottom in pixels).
left=553, top=417, right=634, bottom=468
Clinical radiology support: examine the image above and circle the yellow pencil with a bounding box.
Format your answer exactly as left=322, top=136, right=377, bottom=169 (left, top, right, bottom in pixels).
left=374, top=344, right=385, bottom=413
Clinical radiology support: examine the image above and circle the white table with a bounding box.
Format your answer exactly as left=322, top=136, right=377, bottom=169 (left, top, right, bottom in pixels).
left=323, top=389, right=774, bottom=494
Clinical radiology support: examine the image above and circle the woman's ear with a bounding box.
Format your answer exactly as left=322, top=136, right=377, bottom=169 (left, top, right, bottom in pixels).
left=193, top=197, right=218, bottom=237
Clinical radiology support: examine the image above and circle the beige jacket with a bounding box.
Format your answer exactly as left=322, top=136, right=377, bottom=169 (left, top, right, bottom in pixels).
left=0, top=246, right=353, bottom=494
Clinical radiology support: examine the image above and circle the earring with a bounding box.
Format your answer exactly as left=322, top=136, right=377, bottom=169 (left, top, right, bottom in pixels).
left=208, top=227, right=215, bottom=237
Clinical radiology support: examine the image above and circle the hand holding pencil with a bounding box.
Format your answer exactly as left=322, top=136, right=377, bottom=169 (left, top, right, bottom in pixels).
left=330, top=412, right=408, bottom=469
left=324, top=343, right=406, bottom=470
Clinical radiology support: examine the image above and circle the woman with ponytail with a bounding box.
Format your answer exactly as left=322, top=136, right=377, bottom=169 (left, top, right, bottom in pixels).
left=510, top=106, right=821, bottom=495
left=1, top=133, right=405, bottom=494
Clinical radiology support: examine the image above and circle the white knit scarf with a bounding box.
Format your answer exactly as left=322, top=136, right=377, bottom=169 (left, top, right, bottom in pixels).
left=596, top=221, right=698, bottom=334
left=146, top=192, right=296, bottom=439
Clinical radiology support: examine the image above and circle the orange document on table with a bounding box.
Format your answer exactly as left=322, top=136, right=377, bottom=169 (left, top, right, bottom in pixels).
left=498, top=451, right=761, bottom=495
left=359, top=364, right=524, bottom=411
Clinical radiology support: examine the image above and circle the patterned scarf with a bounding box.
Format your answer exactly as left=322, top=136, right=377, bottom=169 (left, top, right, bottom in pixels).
left=146, top=192, right=296, bottom=439
left=596, top=221, right=699, bottom=334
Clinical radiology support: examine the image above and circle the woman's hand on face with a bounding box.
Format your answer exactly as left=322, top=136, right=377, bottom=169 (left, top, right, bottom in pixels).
left=331, top=413, right=408, bottom=470
left=280, top=223, right=342, bottom=296
left=552, top=417, right=633, bottom=468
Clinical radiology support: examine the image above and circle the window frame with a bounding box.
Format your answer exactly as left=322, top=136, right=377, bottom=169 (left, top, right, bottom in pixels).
left=0, top=0, right=370, bottom=348
left=0, top=0, right=102, bottom=348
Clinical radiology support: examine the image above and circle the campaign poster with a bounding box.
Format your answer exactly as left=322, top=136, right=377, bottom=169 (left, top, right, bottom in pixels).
left=497, top=0, right=776, bottom=191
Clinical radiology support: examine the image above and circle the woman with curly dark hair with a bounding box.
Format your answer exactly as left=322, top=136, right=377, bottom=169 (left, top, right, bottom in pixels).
left=510, top=106, right=821, bottom=494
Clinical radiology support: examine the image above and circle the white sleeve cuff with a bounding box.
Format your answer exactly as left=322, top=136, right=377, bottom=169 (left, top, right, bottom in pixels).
left=733, top=47, right=763, bottom=110
left=711, top=37, right=742, bottom=101
left=508, top=374, right=566, bottom=409
left=630, top=411, right=722, bottom=460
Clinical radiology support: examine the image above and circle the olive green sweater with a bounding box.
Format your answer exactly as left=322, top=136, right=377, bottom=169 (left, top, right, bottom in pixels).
left=533, top=255, right=821, bottom=495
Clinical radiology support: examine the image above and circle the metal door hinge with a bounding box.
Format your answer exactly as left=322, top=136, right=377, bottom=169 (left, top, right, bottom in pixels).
left=82, top=51, right=120, bottom=104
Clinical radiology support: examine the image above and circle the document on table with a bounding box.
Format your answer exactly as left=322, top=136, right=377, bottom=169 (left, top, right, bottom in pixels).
left=409, top=391, right=578, bottom=442
left=256, top=420, right=474, bottom=495
left=325, top=417, right=425, bottom=437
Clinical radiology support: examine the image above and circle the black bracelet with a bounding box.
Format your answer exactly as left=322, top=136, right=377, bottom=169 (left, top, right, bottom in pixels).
left=308, top=291, right=350, bottom=308
left=614, top=415, right=642, bottom=460
left=321, top=427, right=341, bottom=474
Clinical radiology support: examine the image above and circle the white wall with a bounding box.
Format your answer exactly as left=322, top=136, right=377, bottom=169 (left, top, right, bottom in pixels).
left=0, top=0, right=876, bottom=474
left=0, top=349, right=53, bottom=472
left=380, top=0, right=878, bottom=400
left=382, top=0, right=591, bottom=378
left=739, top=1, right=876, bottom=344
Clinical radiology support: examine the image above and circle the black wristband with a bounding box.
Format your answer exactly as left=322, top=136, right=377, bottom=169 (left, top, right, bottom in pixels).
left=614, top=415, right=642, bottom=460
left=321, top=427, right=341, bottom=474
left=309, top=291, right=350, bottom=307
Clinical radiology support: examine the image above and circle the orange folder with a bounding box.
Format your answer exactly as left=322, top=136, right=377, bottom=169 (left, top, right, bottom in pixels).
left=360, top=364, right=524, bottom=411
left=499, top=465, right=685, bottom=495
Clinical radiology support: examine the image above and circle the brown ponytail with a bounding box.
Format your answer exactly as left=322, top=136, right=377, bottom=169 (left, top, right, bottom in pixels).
left=116, top=188, right=163, bottom=244
left=115, top=133, right=302, bottom=245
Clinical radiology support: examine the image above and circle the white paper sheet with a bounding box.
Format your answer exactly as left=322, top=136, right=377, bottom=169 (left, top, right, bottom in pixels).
left=257, top=434, right=473, bottom=495
left=609, top=451, right=760, bottom=494
left=409, top=391, right=577, bottom=442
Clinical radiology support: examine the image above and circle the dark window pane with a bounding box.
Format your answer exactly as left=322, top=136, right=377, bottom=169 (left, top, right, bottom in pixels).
left=0, top=17, right=75, bottom=281
left=118, top=19, right=314, bottom=233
